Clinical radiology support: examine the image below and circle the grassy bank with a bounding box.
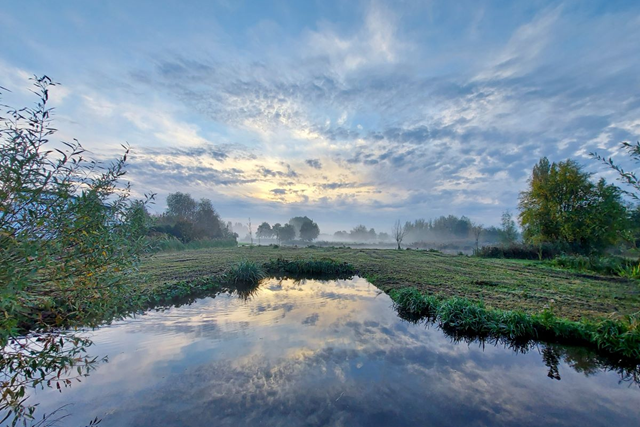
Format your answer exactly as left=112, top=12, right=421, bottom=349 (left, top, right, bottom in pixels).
left=139, top=246, right=639, bottom=321
left=134, top=246, right=640, bottom=359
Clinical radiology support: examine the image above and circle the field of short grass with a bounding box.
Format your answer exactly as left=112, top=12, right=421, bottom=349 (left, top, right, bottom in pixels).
left=138, top=246, right=640, bottom=322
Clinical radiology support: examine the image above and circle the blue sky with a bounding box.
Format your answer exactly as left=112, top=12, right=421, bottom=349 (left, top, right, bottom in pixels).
left=1, top=0, right=639, bottom=233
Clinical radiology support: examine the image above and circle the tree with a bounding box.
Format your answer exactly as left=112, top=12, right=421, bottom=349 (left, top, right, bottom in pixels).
left=256, top=222, right=273, bottom=244
left=519, top=157, right=627, bottom=254
left=288, top=216, right=313, bottom=238
left=299, top=220, right=320, bottom=242
left=393, top=220, right=406, bottom=250
left=194, top=198, right=223, bottom=239
left=592, top=141, right=640, bottom=200
left=247, top=218, right=253, bottom=245
left=350, top=225, right=369, bottom=241
left=272, top=223, right=283, bottom=244
left=279, top=223, right=296, bottom=243
left=470, top=222, right=483, bottom=252
left=0, top=76, right=152, bottom=422
left=166, top=192, right=197, bottom=221
left=499, top=211, right=518, bottom=245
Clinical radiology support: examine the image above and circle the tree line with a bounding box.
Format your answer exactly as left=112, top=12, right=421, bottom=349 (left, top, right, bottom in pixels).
left=255, top=216, right=320, bottom=244
left=149, top=192, right=236, bottom=243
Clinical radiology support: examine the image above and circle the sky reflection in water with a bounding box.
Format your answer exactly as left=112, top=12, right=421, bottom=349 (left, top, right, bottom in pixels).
left=26, top=277, right=640, bottom=427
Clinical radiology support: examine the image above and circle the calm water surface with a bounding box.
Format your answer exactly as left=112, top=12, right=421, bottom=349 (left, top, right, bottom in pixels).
left=21, top=277, right=640, bottom=426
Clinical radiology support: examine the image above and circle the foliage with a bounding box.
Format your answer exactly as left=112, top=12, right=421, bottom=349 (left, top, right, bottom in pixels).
left=519, top=157, right=627, bottom=255
left=0, top=77, right=151, bottom=425
left=223, top=260, right=266, bottom=285
left=256, top=222, right=273, bottom=241
left=1, top=333, right=98, bottom=425
left=278, top=223, right=296, bottom=243
left=592, top=141, right=640, bottom=200
left=475, top=243, right=562, bottom=260
left=551, top=255, right=639, bottom=277
left=151, top=193, right=234, bottom=243
left=499, top=210, right=519, bottom=244
left=299, top=220, right=320, bottom=242
left=389, top=287, right=640, bottom=359
left=263, top=257, right=355, bottom=278
left=288, top=216, right=313, bottom=237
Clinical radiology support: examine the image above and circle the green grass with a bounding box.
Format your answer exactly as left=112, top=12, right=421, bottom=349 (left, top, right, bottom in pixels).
left=223, top=260, right=266, bottom=285
left=389, top=287, right=640, bottom=359
left=550, top=254, right=640, bottom=278
left=263, top=257, right=355, bottom=278
left=150, top=237, right=237, bottom=253
left=139, top=246, right=640, bottom=322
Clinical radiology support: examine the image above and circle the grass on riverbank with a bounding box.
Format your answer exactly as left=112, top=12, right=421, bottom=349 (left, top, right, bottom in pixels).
left=132, top=246, right=640, bottom=360
left=389, top=287, right=640, bottom=359
left=139, top=246, right=640, bottom=322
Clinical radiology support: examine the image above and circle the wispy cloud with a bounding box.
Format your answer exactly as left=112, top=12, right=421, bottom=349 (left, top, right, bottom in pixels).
left=2, top=0, right=639, bottom=230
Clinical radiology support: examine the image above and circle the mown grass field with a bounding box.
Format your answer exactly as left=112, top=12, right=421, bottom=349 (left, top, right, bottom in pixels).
left=138, top=246, right=640, bottom=322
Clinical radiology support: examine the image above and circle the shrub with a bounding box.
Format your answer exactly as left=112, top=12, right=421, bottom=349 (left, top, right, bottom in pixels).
left=550, top=255, right=638, bottom=277
left=263, top=257, right=355, bottom=277
left=475, top=243, right=562, bottom=260
left=224, top=260, right=266, bottom=285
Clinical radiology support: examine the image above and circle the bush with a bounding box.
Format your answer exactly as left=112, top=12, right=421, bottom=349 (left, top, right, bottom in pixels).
left=551, top=255, right=639, bottom=277
left=224, top=260, right=266, bottom=285
left=263, top=257, right=355, bottom=277
left=0, top=77, right=151, bottom=424
left=475, top=243, right=562, bottom=260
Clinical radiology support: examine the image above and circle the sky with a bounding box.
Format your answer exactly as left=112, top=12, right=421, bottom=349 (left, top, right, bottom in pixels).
left=1, top=0, right=639, bottom=233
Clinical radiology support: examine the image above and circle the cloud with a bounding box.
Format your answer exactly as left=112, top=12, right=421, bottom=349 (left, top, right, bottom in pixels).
left=305, top=159, right=322, bottom=169
left=3, top=1, right=640, bottom=230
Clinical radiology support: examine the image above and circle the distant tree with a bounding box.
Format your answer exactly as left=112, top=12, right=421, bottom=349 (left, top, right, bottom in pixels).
left=350, top=225, right=369, bottom=241
left=256, top=222, right=272, bottom=244
left=279, top=223, right=296, bottom=243
left=272, top=223, right=283, bottom=244
left=166, top=192, right=197, bottom=221
left=334, top=230, right=349, bottom=239
left=393, top=220, right=406, bottom=250
left=247, top=218, right=253, bottom=245
left=194, top=198, right=223, bottom=239
left=378, top=232, right=391, bottom=241
left=519, top=157, right=627, bottom=254
left=592, top=141, right=640, bottom=200
left=470, top=222, right=483, bottom=252
left=300, top=220, right=320, bottom=242
left=288, top=216, right=313, bottom=238
left=499, top=211, right=519, bottom=245
left=368, top=228, right=377, bottom=241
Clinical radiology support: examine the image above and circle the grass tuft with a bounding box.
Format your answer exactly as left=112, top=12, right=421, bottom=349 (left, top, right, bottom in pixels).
left=224, top=260, right=266, bottom=285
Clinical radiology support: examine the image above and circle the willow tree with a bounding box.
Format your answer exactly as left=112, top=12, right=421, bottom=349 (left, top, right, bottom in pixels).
left=0, top=77, right=152, bottom=424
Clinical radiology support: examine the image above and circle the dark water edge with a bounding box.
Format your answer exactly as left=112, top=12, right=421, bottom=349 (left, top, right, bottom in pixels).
left=4, top=277, right=640, bottom=427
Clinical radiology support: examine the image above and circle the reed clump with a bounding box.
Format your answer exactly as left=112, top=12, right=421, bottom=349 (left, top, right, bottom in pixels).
left=263, top=257, right=355, bottom=277
left=389, top=287, right=640, bottom=359
left=223, top=260, right=266, bottom=285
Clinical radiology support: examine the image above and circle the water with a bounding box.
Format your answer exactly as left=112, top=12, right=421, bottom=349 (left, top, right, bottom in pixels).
left=14, top=277, right=640, bottom=426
